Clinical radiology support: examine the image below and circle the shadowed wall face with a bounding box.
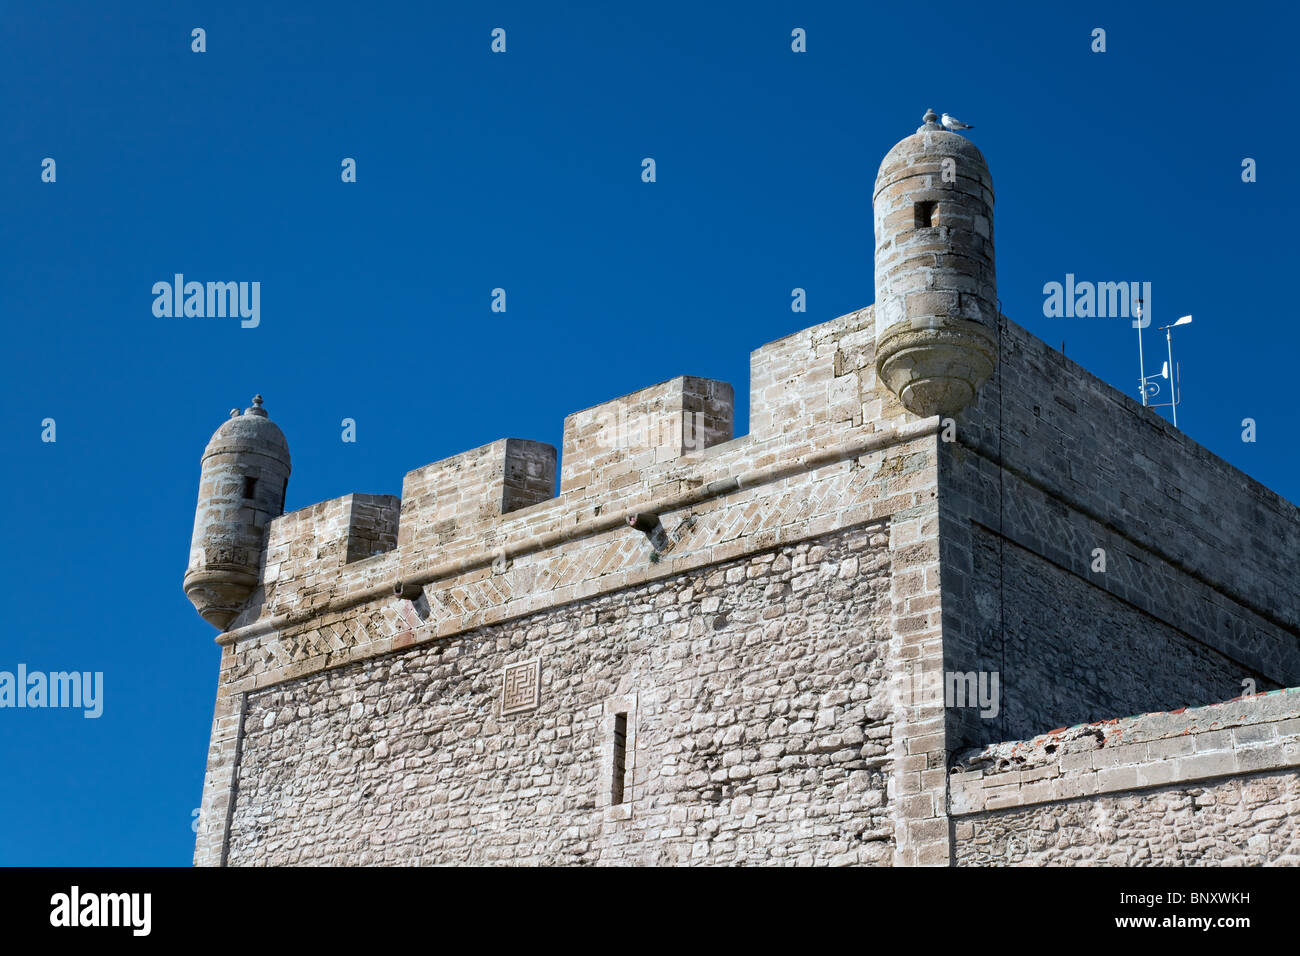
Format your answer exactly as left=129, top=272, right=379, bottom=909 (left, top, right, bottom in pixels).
left=939, top=320, right=1300, bottom=752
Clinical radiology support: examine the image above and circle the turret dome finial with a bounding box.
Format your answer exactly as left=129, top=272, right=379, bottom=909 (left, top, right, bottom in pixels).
left=920, top=108, right=940, bottom=131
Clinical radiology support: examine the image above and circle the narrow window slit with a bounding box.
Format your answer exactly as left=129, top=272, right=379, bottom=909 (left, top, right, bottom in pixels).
left=611, top=712, right=628, bottom=805
left=242, top=476, right=258, bottom=500
left=915, top=201, right=937, bottom=228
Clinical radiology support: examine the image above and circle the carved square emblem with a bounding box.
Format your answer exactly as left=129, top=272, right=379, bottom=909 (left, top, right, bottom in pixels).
left=501, top=659, right=540, bottom=715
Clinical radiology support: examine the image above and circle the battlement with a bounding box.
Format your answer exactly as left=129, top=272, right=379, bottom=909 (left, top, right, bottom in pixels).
left=213, top=303, right=1300, bottom=663
left=193, top=310, right=1300, bottom=866
left=192, top=115, right=1300, bottom=867
left=263, top=492, right=399, bottom=594
left=560, top=376, right=735, bottom=498
left=396, top=438, right=556, bottom=553
left=222, top=305, right=928, bottom=629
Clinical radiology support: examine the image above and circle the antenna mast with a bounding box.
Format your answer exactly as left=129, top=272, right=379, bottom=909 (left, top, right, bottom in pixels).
left=1136, top=297, right=1193, bottom=427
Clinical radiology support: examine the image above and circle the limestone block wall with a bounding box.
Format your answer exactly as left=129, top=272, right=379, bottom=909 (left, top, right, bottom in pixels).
left=940, top=317, right=1300, bottom=751
left=341, top=494, right=401, bottom=564
left=195, top=305, right=954, bottom=867
left=257, top=493, right=400, bottom=613
left=959, top=529, right=1281, bottom=744
left=193, top=303, right=1300, bottom=867
left=747, top=306, right=912, bottom=444
left=397, top=438, right=556, bottom=553
left=226, top=525, right=895, bottom=865
left=950, top=689, right=1300, bottom=865
left=560, top=376, right=734, bottom=498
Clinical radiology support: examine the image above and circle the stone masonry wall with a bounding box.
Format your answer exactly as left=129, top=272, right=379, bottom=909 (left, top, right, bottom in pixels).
left=227, top=524, right=896, bottom=865
left=941, top=317, right=1300, bottom=752
left=195, top=304, right=1300, bottom=866
left=957, top=772, right=1300, bottom=866
left=951, top=689, right=1300, bottom=865
left=963, top=528, right=1279, bottom=743
left=196, top=304, right=954, bottom=867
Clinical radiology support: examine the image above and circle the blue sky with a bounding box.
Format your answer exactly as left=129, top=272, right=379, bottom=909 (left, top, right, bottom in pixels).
left=1, top=1, right=1295, bottom=865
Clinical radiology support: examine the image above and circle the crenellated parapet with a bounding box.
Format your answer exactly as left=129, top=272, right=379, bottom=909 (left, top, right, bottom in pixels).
left=189, top=302, right=949, bottom=870
left=187, top=111, right=1008, bottom=641
left=190, top=297, right=957, bottom=868
left=258, top=492, right=399, bottom=611
left=192, top=110, right=1300, bottom=870
left=560, top=376, right=734, bottom=499
left=205, top=303, right=932, bottom=640
left=397, top=438, right=556, bottom=553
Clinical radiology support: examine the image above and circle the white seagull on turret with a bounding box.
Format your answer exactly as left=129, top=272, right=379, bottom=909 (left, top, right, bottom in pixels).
left=941, top=112, right=974, bottom=132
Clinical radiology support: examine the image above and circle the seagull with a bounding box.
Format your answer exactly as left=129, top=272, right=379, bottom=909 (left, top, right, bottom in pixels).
left=941, top=112, right=974, bottom=132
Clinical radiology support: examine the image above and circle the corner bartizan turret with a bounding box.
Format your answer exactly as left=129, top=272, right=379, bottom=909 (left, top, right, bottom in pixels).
left=183, top=395, right=291, bottom=629
left=873, top=109, right=997, bottom=416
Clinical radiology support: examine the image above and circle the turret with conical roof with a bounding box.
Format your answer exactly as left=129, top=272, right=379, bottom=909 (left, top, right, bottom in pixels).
left=873, top=108, right=997, bottom=416
left=183, top=395, right=291, bottom=629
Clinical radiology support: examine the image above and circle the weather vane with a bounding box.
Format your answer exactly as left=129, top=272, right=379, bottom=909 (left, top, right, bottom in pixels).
left=1135, top=297, right=1193, bottom=427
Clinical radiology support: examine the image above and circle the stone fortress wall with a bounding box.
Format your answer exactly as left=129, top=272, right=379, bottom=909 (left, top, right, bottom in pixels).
left=194, top=305, right=954, bottom=866
left=188, top=111, right=1300, bottom=866
left=941, top=318, right=1300, bottom=754
left=951, top=689, right=1300, bottom=865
